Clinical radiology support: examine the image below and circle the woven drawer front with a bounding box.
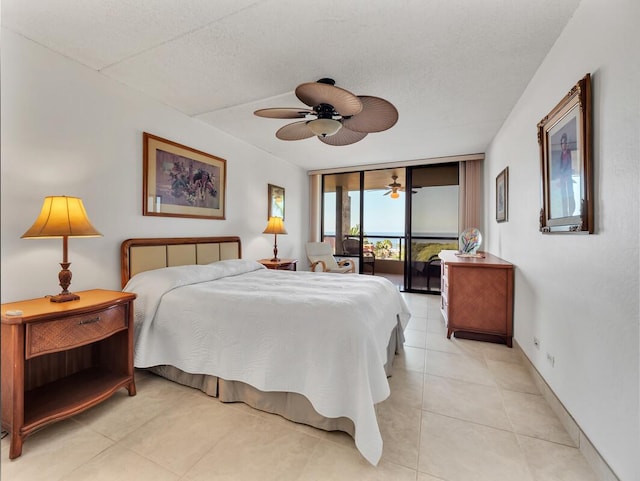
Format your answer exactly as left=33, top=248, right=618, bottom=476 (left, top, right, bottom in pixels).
left=26, top=305, right=126, bottom=358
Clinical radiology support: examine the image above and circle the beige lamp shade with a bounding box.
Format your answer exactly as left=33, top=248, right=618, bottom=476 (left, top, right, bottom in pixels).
left=263, top=216, right=287, bottom=235
left=22, top=196, right=102, bottom=239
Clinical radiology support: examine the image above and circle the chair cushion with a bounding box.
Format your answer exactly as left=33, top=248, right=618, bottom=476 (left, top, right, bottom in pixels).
left=328, top=265, right=353, bottom=273
left=311, top=254, right=339, bottom=270
left=306, top=243, right=332, bottom=255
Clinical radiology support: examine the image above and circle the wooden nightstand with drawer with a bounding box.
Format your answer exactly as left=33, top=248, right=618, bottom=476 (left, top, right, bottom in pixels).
left=258, top=258, right=297, bottom=271
left=1, top=289, right=137, bottom=459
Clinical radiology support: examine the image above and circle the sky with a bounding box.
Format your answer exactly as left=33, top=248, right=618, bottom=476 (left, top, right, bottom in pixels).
left=323, top=190, right=406, bottom=235
left=323, top=185, right=460, bottom=237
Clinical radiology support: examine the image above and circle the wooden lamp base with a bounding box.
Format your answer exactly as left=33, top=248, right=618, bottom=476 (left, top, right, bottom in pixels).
left=50, top=261, right=80, bottom=302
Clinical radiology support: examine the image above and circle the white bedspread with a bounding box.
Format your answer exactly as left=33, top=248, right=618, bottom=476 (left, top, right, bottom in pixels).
left=124, top=259, right=411, bottom=465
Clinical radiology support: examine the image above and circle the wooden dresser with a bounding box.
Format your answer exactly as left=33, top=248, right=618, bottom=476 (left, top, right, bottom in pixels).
left=1, top=289, right=137, bottom=459
left=439, top=250, right=514, bottom=346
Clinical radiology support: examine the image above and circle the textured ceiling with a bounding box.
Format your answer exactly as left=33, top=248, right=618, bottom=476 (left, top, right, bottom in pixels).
left=1, top=0, right=580, bottom=171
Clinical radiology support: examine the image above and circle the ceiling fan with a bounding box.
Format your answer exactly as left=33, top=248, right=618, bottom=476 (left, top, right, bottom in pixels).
left=254, top=78, right=398, bottom=146
left=383, top=175, right=418, bottom=199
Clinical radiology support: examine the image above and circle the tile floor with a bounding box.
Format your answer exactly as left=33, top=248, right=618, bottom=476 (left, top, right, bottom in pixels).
left=1, top=293, right=600, bottom=481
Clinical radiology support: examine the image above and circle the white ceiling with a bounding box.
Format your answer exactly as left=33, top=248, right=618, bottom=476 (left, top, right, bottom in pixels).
left=2, top=0, right=580, bottom=171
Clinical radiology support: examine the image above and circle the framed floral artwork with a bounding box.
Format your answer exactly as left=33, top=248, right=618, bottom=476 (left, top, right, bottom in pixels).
left=143, top=133, right=226, bottom=219
left=537, top=74, right=593, bottom=233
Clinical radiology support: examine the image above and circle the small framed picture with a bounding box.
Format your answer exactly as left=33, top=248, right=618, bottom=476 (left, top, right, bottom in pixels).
left=268, top=184, right=285, bottom=220
left=143, top=133, right=226, bottom=220
left=496, top=167, right=509, bottom=223
left=537, top=74, right=593, bottom=233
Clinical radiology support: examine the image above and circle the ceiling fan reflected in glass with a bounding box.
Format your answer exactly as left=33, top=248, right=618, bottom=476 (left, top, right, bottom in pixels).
left=254, top=78, right=398, bottom=146
left=383, top=174, right=419, bottom=199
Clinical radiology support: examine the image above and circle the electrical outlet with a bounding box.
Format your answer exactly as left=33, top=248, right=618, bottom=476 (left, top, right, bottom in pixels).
left=546, top=353, right=555, bottom=367
left=533, top=337, right=540, bottom=349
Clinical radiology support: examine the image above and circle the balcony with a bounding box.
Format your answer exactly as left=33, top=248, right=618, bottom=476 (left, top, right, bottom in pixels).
left=324, top=234, right=458, bottom=291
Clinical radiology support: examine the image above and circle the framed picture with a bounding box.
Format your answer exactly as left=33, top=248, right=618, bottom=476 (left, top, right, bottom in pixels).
left=496, top=167, right=509, bottom=223
left=143, top=132, right=226, bottom=219
left=268, top=184, right=285, bottom=220
left=537, top=73, right=593, bottom=233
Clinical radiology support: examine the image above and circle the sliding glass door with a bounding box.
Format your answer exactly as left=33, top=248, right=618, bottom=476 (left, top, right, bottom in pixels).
left=362, top=169, right=406, bottom=280
left=322, top=169, right=406, bottom=276
left=405, top=163, right=459, bottom=293
left=320, top=163, right=459, bottom=291
left=321, top=172, right=363, bottom=270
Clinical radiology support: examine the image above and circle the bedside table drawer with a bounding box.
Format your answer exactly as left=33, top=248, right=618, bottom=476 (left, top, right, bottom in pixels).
left=26, top=305, right=127, bottom=358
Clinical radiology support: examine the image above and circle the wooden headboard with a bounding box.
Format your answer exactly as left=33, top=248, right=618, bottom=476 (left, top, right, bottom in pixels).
left=120, top=236, right=242, bottom=288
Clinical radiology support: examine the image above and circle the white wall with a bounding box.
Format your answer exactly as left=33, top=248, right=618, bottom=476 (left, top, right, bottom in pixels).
left=0, top=30, right=308, bottom=303
left=484, top=0, right=639, bottom=479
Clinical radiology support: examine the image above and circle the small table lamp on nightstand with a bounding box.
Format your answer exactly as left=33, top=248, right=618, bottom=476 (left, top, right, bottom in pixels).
left=21, top=196, right=102, bottom=302
left=263, top=216, right=287, bottom=262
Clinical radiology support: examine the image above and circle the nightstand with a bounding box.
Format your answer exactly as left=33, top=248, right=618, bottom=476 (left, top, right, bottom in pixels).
left=258, top=258, right=298, bottom=271
left=1, top=289, right=137, bottom=459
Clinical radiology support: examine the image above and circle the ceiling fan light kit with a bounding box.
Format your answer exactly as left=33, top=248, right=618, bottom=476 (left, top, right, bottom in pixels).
left=254, top=78, right=398, bottom=146
left=307, top=118, right=342, bottom=137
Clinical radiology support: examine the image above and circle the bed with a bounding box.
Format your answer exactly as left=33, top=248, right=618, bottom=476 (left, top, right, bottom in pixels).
left=120, top=236, right=411, bottom=465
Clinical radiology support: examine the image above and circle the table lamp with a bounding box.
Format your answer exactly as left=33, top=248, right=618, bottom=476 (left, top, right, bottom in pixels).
left=21, top=196, right=102, bottom=302
left=263, top=216, right=287, bottom=262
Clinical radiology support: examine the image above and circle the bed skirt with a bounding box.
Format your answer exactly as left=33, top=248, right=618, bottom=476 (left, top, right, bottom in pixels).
left=147, top=318, right=404, bottom=437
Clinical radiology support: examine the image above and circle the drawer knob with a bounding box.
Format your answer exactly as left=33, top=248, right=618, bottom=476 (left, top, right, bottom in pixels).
left=79, top=316, right=100, bottom=325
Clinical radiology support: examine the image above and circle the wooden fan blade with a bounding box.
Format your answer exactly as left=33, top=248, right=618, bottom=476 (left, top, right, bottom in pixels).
left=318, top=127, right=367, bottom=146
left=383, top=190, right=391, bottom=196
left=295, top=82, right=363, bottom=116
left=276, top=121, right=315, bottom=141
left=342, top=96, right=398, bottom=133
left=254, top=108, right=313, bottom=119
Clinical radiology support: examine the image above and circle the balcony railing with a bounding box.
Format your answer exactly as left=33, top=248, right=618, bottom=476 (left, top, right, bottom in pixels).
left=324, top=234, right=458, bottom=261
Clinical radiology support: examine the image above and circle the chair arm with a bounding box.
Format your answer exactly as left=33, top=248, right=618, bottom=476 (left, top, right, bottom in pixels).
left=310, top=260, right=328, bottom=272
left=337, top=259, right=356, bottom=273
left=426, top=254, right=441, bottom=266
